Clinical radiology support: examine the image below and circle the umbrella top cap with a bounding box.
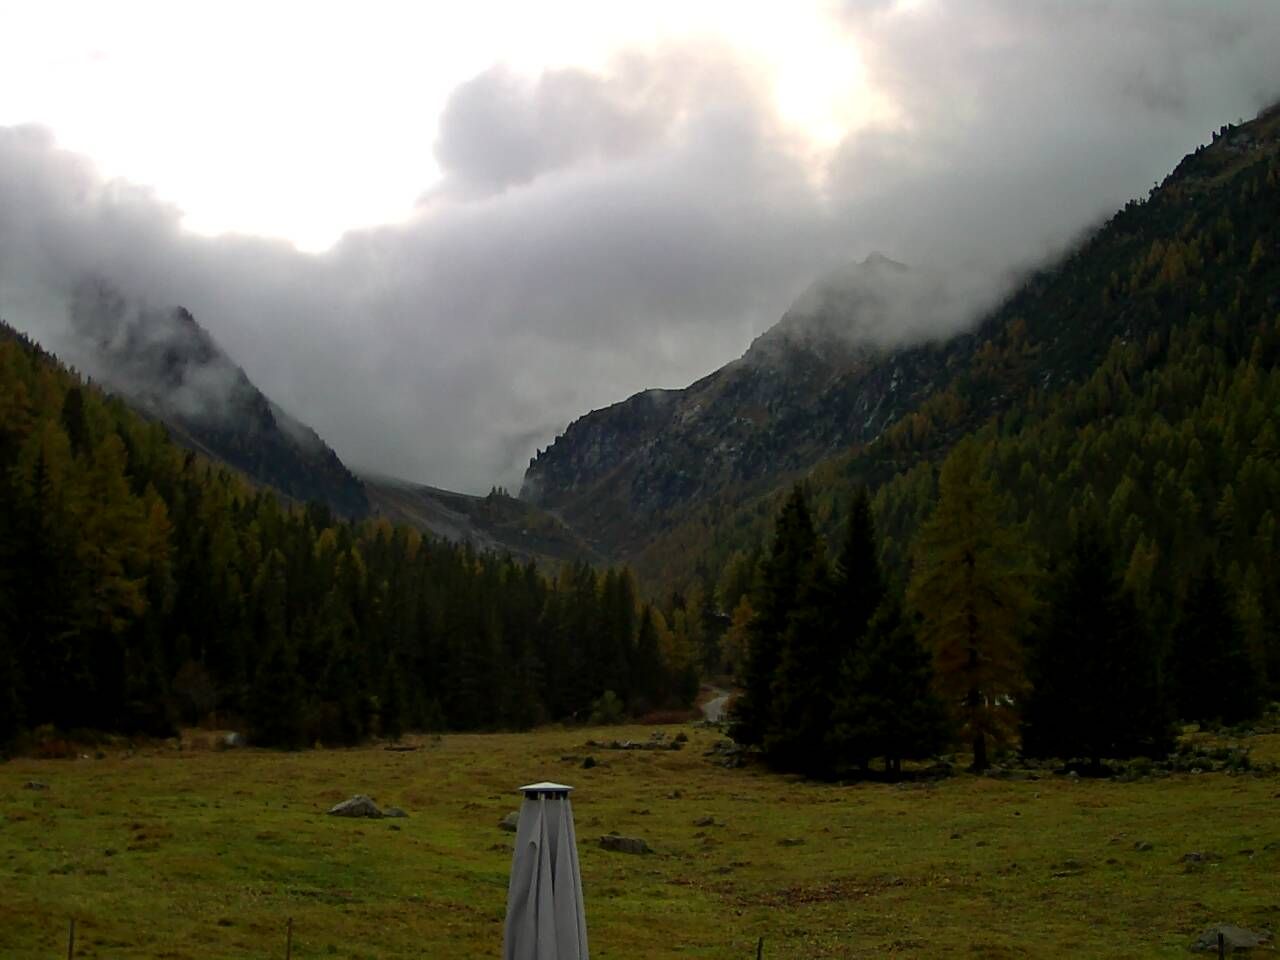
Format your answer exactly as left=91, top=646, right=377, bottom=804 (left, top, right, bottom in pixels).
left=518, top=781, right=573, bottom=795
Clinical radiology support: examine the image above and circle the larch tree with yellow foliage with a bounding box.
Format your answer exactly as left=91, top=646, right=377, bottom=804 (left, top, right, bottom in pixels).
left=906, top=438, right=1038, bottom=772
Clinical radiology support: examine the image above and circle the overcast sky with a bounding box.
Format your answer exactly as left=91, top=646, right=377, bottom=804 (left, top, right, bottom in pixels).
left=1, top=1, right=1278, bottom=491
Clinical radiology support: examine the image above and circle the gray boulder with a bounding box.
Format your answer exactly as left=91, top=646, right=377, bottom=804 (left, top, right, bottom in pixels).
left=383, top=807, right=409, bottom=819
left=1190, top=925, right=1272, bottom=953
left=327, top=795, right=383, bottom=818
left=599, top=834, right=652, bottom=855
left=500, top=811, right=520, bottom=832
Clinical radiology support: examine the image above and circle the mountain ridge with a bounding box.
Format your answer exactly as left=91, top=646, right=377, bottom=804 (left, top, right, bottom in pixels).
left=523, top=105, right=1280, bottom=576
left=66, top=278, right=371, bottom=518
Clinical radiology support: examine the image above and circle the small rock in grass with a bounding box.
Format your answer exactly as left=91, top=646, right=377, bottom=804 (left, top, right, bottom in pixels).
left=499, top=811, right=520, bottom=832
left=328, top=795, right=383, bottom=819
left=777, top=837, right=805, bottom=847
left=1189, top=925, right=1272, bottom=953
left=581, top=756, right=597, bottom=770
left=23, top=781, right=48, bottom=790
left=1133, top=840, right=1154, bottom=852
left=693, top=816, right=718, bottom=827
left=383, top=807, right=408, bottom=819
left=599, top=834, right=651, bottom=855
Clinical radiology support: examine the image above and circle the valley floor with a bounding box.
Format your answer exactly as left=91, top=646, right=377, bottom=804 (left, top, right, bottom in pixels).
left=3, top=725, right=1278, bottom=959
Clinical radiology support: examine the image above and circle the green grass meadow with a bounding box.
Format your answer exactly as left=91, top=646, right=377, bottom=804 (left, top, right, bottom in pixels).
left=3, top=725, right=1278, bottom=959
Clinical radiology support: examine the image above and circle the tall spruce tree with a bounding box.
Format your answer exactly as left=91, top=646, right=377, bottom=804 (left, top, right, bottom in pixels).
left=631, top=606, right=664, bottom=711
left=1171, top=560, right=1261, bottom=726
left=729, top=485, right=822, bottom=748
left=762, top=542, right=833, bottom=773
left=1022, top=525, right=1170, bottom=767
left=906, top=438, right=1038, bottom=771
left=835, top=487, right=885, bottom=640
left=828, top=597, right=948, bottom=774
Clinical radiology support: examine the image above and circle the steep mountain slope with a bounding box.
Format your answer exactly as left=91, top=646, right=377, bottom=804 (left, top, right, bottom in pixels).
left=67, top=279, right=370, bottom=517
left=629, top=105, right=1280, bottom=593
left=525, top=105, right=1280, bottom=574
left=363, top=475, right=600, bottom=565
left=521, top=254, right=947, bottom=555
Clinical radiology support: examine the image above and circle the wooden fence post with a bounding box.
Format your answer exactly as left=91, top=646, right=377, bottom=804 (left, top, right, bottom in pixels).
left=756, top=935, right=764, bottom=959
left=1218, top=931, right=1225, bottom=959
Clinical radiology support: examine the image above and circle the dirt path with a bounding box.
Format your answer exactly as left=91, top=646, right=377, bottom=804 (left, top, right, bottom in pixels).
left=700, top=686, right=731, bottom=723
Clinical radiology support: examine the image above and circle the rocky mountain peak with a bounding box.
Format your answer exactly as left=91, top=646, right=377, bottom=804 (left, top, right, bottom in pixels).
left=66, top=277, right=369, bottom=517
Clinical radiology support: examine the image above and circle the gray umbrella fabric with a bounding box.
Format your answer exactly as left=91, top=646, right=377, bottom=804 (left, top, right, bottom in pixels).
left=503, top=783, right=588, bottom=960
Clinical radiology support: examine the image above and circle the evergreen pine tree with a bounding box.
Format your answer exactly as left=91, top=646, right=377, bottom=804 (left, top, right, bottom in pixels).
left=1171, top=560, right=1261, bottom=726
left=828, top=597, right=948, bottom=774
left=763, top=548, right=834, bottom=774
left=632, top=607, right=663, bottom=711
left=246, top=635, right=306, bottom=749
left=835, top=487, right=885, bottom=640
left=730, top=485, right=822, bottom=748
left=1022, top=525, right=1170, bottom=767
left=380, top=656, right=406, bottom=741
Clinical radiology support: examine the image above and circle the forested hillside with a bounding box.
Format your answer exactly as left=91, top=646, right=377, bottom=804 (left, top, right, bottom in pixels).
left=639, top=106, right=1280, bottom=626
left=629, top=107, right=1280, bottom=770
left=0, top=325, right=693, bottom=748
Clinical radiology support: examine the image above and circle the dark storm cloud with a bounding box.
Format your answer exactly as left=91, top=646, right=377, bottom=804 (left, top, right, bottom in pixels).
left=1, top=3, right=1278, bottom=492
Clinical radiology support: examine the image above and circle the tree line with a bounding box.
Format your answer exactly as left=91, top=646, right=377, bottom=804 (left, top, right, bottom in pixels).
left=0, top=323, right=692, bottom=749
left=729, top=437, right=1268, bottom=777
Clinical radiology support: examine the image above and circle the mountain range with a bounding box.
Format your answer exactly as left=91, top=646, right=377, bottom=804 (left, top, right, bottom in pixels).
left=57, top=279, right=592, bottom=563
left=522, top=104, right=1280, bottom=590
left=13, top=103, right=1279, bottom=599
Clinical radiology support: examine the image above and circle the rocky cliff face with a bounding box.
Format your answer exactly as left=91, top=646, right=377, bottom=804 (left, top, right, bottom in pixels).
left=69, top=279, right=370, bottom=517
left=521, top=255, right=964, bottom=556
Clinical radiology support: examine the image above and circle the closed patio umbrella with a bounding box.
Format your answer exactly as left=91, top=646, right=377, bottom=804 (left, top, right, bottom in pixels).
left=503, top=782, right=589, bottom=960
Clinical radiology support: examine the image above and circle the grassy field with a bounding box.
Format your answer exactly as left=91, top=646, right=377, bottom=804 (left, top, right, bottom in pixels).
left=3, top=724, right=1278, bottom=959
